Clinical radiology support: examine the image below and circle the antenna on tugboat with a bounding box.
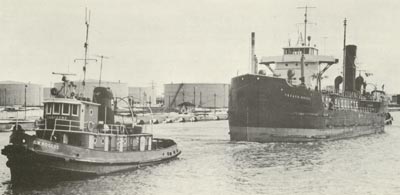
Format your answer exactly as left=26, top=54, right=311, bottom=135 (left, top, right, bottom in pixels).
left=74, top=8, right=97, bottom=93
left=94, top=55, right=110, bottom=86
left=83, top=8, right=90, bottom=88
left=297, top=5, right=316, bottom=46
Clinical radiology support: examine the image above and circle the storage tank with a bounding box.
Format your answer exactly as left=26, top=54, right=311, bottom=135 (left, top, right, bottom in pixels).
left=128, top=87, right=157, bottom=106
left=164, top=83, right=229, bottom=109
left=0, top=81, right=43, bottom=106
left=54, top=79, right=128, bottom=100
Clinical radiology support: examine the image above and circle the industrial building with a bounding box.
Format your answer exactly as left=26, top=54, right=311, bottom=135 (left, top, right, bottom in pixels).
left=128, top=87, right=157, bottom=107
left=163, top=83, right=229, bottom=109
left=0, top=81, right=43, bottom=106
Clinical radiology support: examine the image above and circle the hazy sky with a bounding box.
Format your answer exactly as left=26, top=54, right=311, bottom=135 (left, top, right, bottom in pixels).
left=1, top=0, right=400, bottom=93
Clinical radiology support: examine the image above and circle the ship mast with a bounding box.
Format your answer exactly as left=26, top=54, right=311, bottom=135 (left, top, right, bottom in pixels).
left=297, top=5, right=315, bottom=46
left=342, top=18, right=347, bottom=94
left=297, top=5, right=315, bottom=86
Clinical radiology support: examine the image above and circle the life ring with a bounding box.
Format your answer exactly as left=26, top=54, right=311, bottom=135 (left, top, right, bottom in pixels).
left=87, top=121, right=95, bottom=131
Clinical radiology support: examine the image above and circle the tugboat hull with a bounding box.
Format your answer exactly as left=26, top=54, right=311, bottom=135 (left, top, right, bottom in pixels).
left=2, top=136, right=180, bottom=184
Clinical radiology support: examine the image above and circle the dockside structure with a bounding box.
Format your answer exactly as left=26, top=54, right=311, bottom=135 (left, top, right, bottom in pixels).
left=164, top=83, right=229, bottom=109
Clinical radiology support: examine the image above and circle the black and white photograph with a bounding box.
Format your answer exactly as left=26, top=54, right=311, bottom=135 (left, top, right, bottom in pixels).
left=0, top=0, right=400, bottom=194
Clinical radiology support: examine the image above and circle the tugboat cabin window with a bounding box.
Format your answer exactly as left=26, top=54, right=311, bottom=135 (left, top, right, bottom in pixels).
left=46, top=103, right=52, bottom=114
left=72, top=105, right=79, bottom=116
left=62, top=104, right=70, bottom=115
left=53, top=103, right=61, bottom=114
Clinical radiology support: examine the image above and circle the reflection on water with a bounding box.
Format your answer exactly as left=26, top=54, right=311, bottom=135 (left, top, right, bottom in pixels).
left=1, top=113, right=400, bottom=194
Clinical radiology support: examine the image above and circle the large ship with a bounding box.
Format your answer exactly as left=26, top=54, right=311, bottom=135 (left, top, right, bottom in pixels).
left=228, top=8, right=389, bottom=142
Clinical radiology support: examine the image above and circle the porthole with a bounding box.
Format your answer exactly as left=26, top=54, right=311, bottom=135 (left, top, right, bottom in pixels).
left=89, top=109, right=93, bottom=116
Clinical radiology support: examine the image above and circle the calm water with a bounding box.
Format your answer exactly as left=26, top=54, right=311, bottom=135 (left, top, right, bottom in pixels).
left=1, top=113, right=400, bottom=195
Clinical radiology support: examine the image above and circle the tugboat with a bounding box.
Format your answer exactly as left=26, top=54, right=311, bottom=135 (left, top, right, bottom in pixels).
left=1, top=75, right=181, bottom=184
left=228, top=7, right=389, bottom=142
left=1, top=11, right=181, bottom=185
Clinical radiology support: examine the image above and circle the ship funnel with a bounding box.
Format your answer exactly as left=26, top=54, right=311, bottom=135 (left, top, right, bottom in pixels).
left=93, top=87, right=115, bottom=124
left=250, top=32, right=258, bottom=74
left=344, top=45, right=357, bottom=92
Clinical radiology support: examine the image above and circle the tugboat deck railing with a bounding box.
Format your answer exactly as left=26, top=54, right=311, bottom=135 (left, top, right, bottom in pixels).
left=40, top=119, right=147, bottom=137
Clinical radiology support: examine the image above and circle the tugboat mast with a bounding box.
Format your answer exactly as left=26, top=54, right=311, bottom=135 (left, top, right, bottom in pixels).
left=74, top=9, right=97, bottom=95
left=83, top=9, right=90, bottom=89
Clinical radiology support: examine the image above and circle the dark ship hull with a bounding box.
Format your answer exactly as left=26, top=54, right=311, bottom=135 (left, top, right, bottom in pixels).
left=228, top=74, right=386, bottom=142
left=2, top=133, right=180, bottom=185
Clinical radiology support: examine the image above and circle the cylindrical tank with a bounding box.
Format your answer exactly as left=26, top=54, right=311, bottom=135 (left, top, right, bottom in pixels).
left=54, top=79, right=128, bottom=99
left=0, top=81, right=43, bottom=106
left=53, top=79, right=128, bottom=106
left=163, top=83, right=230, bottom=109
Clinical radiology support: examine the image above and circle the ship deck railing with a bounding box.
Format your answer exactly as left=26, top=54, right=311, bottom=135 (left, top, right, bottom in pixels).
left=100, top=124, right=127, bottom=135
left=321, top=90, right=367, bottom=100
left=39, top=119, right=144, bottom=137
left=332, top=106, right=377, bottom=113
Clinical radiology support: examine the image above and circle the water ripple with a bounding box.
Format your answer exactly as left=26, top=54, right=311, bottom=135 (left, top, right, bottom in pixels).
left=1, top=114, right=400, bottom=194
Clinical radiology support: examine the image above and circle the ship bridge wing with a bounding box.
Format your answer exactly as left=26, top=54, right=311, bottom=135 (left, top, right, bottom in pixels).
left=259, top=55, right=338, bottom=65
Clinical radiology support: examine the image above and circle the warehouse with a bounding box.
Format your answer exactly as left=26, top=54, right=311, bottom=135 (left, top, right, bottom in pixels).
left=0, top=81, right=43, bottom=106
left=163, top=83, right=229, bottom=109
